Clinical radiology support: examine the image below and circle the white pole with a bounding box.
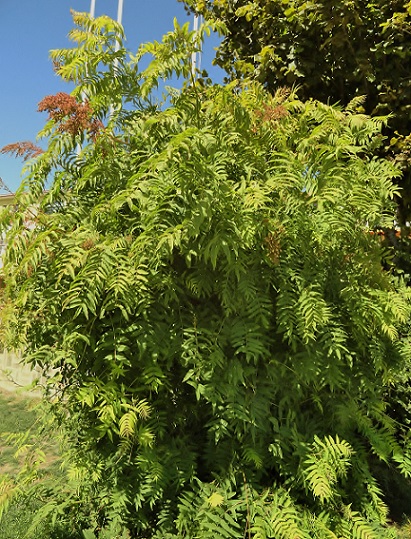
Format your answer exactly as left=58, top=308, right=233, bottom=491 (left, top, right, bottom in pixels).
left=117, top=0, right=124, bottom=26
left=191, top=14, right=202, bottom=78
left=78, top=0, right=97, bottom=155
left=114, top=0, right=124, bottom=55
left=90, top=0, right=96, bottom=17
left=111, top=0, right=124, bottom=116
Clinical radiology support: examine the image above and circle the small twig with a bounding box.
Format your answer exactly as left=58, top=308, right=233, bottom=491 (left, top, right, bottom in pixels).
left=0, top=177, right=14, bottom=195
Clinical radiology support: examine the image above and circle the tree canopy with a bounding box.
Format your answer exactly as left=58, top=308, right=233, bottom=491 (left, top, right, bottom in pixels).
left=184, top=0, right=411, bottom=224
left=1, top=10, right=411, bottom=539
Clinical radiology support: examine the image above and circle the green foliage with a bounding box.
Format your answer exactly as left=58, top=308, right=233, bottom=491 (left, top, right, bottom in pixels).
left=0, top=391, right=78, bottom=539
left=184, top=0, right=411, bottom=223
left=1, top=10, right=411, bottom=539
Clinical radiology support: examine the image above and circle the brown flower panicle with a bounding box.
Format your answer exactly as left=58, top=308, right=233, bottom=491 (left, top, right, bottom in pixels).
left=252, top=103, right=289, bottom=134
left=81, top=238, right=95, bottom=251
left=38, top=92, right=104, bottom=140
left=255, top=103, right=288, bottom=123
left=1, top=141, right=44, bottom=161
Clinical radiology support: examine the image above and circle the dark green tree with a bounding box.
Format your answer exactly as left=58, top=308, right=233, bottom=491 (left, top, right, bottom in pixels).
left=183, top=0, right=411, bottom=224
left=1, top=11, right=411, bottom=539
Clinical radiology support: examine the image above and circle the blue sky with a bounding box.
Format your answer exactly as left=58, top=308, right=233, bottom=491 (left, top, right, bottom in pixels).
left=0, top=0, right=222, bottom=193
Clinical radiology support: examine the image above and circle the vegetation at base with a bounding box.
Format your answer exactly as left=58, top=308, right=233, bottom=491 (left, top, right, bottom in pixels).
left=0, top=390, right=36, bottom=539
left=0, top=390, right=67, bottom=539
left=1, top=9, right=411, bottom=539
left=2, top=497, right=82, bottom=539
left=398, top=522, right=411, bottom=539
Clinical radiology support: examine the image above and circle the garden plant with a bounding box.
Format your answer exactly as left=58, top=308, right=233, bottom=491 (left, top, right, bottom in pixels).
left=1, top=10, right=411, bottom=539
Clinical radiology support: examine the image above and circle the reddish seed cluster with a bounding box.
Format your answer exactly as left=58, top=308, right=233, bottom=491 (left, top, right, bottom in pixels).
left=252, top=103, right=289, bottom=134
left=81, top=238, right=95, bottom=251
left=52, top=60, right=63, bottom=74
left=255, top=103, right=288, bottom=123
left=0, top=141, right=44, bottom=161
left=369, top=229, right=402, bottom=239
left=38, top=92, right=104, bottom=139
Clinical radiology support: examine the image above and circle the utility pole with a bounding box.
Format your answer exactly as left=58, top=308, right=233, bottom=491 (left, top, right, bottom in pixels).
left=191, top=13, right=202, bottom=79
left=111, top=0, right=124, bottom=115
left=117, top=0, right=124, bottom=27
left=89, top=0, right=96, bottom=18
left=114, top=0, right=124, bottom=61
left=89, top=0, right=123, bottom=24
left=87, top=0, right=124, bottom=114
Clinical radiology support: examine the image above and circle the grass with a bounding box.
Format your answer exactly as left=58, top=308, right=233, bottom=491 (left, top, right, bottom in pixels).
left=1, top=498, right=45, bottom=539
left=0, top=389, right=64, bottom=539
left=0, top=390, right=38, bottom=475
left=0, top=390, right=38, bottom=538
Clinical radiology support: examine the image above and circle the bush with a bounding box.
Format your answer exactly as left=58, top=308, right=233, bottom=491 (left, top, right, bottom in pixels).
left=1, top=11, right=411, bottom=539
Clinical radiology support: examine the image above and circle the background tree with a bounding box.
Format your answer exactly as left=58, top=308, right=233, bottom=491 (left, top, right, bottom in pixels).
left=183, top=0, right=411, bottom=227
left=1, top=10, right=411, bottom=539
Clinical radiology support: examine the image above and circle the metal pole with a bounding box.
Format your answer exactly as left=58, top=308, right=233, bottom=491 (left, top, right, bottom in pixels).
left=78, top=0, right=96, bottom=154
left=117, top=0, right=124, bottom=26
left=111, top=0, right=124, bottom=116
left=114, top=0, right=124, bottom=66
left=191, top=14, right=202, bottom=78
left=90, top=0, right=96, bottom=17
left=114, top=0, right=124, bottom=54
